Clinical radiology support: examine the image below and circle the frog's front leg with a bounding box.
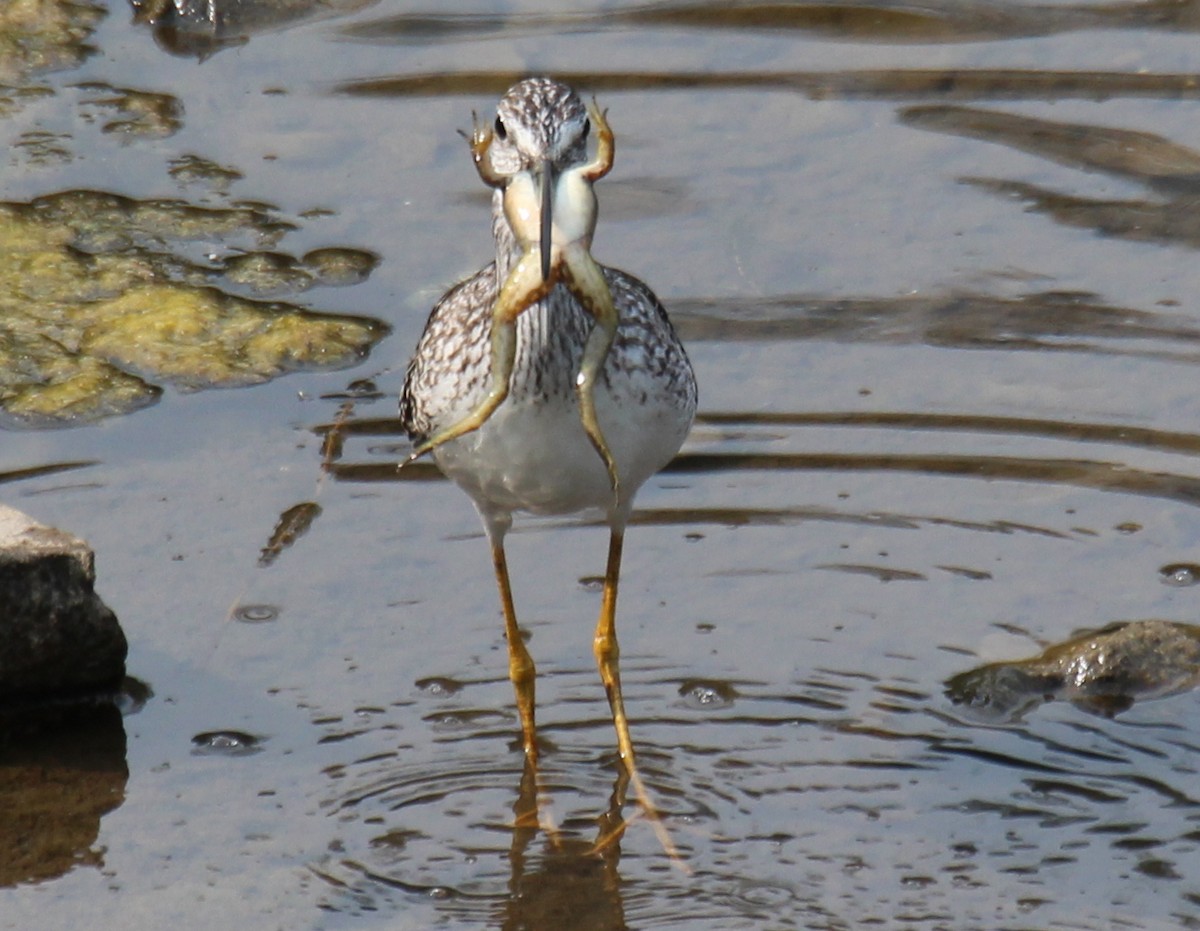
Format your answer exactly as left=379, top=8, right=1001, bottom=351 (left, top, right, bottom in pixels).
left=408, top=253, right=552, bottom=462
left=580, top=99, right=614, bottom=183
left=468, top=114, right=507, bottom=189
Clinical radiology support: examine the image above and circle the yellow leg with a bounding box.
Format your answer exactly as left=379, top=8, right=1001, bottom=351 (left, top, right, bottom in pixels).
left=562, top=246, right=621, bottom=503
left=492, top=538, right=538, bottom=763
left=594, top=528, right=633, bottom=767
left=409, top=253, right=550, bottom=462
left=591, top=527, right=687, bottom=867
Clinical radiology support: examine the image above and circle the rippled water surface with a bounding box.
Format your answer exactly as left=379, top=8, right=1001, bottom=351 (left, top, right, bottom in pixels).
left=3, top=1, right=1200, bottom=928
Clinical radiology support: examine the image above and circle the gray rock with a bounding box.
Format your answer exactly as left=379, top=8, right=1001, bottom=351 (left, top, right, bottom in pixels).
left=0, top=505, right=126, bottom=701
left=946, top=619, right=1200, bottom=720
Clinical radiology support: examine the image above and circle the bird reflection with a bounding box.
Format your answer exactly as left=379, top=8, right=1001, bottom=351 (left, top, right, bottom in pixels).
left=501, top=759, right=628, bottom=931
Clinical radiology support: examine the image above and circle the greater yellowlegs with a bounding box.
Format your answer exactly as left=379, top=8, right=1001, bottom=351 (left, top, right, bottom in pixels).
left=400, top=77, right=697, bottom=781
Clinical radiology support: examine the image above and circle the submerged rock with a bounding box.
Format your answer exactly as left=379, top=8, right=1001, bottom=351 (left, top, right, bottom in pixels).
left=946, top=619, right=1200, bottom=720
left=130, top=0, right=376, bottom=58
left=0, top=504, right=126, bottom=701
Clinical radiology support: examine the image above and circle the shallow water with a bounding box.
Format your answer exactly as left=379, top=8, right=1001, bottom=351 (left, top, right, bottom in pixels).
left=3, top=1, right=1200, bottom=928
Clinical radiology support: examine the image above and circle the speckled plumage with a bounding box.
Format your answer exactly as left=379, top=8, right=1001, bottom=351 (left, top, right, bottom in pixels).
left=397, top=80, right=697, bottom=803
left=400, top=78, right=696, bottom=533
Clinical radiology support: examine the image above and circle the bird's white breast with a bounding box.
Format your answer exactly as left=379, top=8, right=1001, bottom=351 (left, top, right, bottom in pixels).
left=432, top=380, right=688, bottom=521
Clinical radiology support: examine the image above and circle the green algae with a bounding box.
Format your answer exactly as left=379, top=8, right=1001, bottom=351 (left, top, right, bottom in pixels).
left=0, top=4, right=387, bottom=427
left=73, top=81, right=184, bottom=138
left=0, top=1, right=104, bottom=84
left=0, top=189, right=387, bottom=428
left=168, top=154, right=245, bottom=192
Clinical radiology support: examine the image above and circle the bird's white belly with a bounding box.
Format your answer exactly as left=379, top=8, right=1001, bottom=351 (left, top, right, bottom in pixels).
left=433, top=389, right=687, bottom=519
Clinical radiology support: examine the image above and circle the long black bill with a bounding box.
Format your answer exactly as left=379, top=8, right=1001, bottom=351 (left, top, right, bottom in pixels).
left=539, top=158, right=555, bottom=282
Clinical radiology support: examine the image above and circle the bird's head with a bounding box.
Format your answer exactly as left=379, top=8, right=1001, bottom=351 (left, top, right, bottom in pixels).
left=487, top=77, right=591, bottom=177
left=472, top=78, right=602, bottom=281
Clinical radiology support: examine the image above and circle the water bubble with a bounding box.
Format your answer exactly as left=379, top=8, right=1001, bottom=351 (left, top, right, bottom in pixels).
left=192, top=730, right=263, bottom=756
left=424, top=709, right=507, bottom=731
left=731, top=881, right=794, bottom=908
left=345, top=378, right=381, bottom=398
left=679, top=679, right=738, bottom=709
left=234, top=603, right=279, bottom=623
left=114, top=676, right=153, bottom=715
left=1159, top=563, right=1200, bottom=587
left=415, top=676, right=464, bottom=697
left=370, top=829, right=421, bottom=851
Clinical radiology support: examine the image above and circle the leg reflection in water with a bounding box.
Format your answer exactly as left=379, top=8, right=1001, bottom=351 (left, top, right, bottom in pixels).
left=500, top=759, right=631, bottom=931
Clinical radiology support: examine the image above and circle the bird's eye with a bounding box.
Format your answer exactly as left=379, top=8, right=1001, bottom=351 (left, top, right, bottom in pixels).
left=581, top=118, right=591, bottom=141
left=493, top=116, right=507, bottom=140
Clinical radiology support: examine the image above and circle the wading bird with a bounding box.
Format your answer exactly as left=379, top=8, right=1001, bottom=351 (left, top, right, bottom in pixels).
left=400, top=77, right=697, bottom=796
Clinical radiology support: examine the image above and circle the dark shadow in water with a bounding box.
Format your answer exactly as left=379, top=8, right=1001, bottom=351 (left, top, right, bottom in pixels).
left=308, top=405, right=1200, bottom=510
left=970, top=176, right=1200, bottom=250
left=627, top=505, right=1071, bottom=539
left=0, top=461, right=95, bottom=486
left=0, top=696, right=131, bottom=886
left=667, top=451, right=1200, bottom=508
left=316, top=406, right=1200, bottom=464
left=335, top=68, right=1200, bottom=104
left=901, top=104, right=1200, bottom=250
left=672, top=290, right=1200, bottom=362
left=697, top=410, right=1200, bottom=456
left=902, top=105, right=1200, bottom=195
left=338, top=0, right=1200, bottom=46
